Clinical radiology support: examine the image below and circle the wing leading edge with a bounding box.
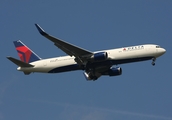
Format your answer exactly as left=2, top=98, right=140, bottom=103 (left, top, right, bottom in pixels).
left=35, top=24, right=93, bottom=65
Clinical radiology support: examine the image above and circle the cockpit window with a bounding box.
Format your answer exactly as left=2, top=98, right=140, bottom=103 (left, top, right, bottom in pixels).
left=156, top=45, right=160, bottom=48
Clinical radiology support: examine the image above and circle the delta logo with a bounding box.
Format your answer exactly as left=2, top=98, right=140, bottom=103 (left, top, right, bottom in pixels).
left=123, top=45, right=144, bottom=51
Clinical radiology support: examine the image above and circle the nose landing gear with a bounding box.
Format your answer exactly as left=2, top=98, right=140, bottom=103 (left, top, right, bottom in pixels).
left=152, top=58, right=156, bottom=66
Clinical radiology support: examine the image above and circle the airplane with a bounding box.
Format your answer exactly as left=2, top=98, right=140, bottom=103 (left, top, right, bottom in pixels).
left=7, top=24, right=166, bottom=81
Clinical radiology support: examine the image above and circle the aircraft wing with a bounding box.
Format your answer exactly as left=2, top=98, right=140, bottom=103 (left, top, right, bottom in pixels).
left=35, top=24, right=93, bottom=65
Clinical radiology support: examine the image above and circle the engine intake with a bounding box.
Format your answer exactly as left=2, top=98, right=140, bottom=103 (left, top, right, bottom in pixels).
left=91, top=52, right=108, bottom=61
left=108, top=67, right=122, bottom=76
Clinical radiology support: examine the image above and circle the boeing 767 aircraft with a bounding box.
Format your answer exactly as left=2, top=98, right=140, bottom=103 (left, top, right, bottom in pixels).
left=7, top=24, right=166, bottom=81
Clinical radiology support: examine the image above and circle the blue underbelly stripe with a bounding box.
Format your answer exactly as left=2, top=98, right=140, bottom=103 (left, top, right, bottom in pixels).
left=48, top=64, right=81, bottom=73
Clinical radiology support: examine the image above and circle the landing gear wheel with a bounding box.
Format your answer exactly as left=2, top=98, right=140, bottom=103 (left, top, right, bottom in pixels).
left=152, top=58, right=156, bottom=66
left=152, top=62, right=155, bottom=66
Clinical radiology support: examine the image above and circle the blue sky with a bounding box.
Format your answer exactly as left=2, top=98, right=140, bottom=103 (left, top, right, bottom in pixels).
left=1, top=1, right=172, bottom=120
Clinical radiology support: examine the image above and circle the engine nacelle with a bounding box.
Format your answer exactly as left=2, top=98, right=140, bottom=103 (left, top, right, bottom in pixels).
left=91, top=52, right=108, bottom=61
left=108, top=67, right=122, bottom=76
left=83, top=72, right=99, bottom=81
left=83, top=72, right=92, bottom=81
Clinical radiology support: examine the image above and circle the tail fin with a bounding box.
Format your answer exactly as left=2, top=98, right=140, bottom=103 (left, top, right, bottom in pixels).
left=13, top=40, right=41, bottom=63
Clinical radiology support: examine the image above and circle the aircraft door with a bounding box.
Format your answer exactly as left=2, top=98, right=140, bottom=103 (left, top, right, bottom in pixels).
left=43, top=61, right=47, bottom=67
left=156, top=48, right=158, bottom=53
left=147, top=45, right=156, bottom=54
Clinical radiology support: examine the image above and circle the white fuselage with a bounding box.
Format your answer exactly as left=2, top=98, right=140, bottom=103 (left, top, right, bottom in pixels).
left=17, top=44, right=166, bottom=73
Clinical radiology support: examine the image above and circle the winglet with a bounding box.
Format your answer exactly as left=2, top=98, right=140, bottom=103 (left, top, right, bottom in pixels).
left=35, top=24, right=48, bottom=36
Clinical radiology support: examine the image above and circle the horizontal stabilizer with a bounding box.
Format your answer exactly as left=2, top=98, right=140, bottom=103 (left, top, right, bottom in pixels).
left=7, top=56, right=34, bottom=67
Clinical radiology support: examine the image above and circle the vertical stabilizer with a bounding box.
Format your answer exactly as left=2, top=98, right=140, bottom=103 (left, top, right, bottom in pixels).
left=13, top=40, right=41, bottom=63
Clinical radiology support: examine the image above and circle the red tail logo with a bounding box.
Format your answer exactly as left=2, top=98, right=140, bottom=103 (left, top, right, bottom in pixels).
left=13, top=40, right=41, bottom=63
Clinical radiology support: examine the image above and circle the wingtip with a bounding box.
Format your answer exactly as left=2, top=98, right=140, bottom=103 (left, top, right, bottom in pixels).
left=35, top=23, right=47, bottom=36
left=6, top=56, right=14, bottom=61
left=6, top=56, right=11, bottom=59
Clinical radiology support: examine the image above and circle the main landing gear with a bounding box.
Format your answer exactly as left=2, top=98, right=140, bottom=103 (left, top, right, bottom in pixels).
left=152, top=58, right=156, bottom=66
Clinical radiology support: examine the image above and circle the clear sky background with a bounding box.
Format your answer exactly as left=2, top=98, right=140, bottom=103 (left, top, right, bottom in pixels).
left=1, top=1, right=172, bottom=120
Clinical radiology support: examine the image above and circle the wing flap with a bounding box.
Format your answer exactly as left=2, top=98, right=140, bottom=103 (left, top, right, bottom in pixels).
left=54, top=43, right=75, bottom=56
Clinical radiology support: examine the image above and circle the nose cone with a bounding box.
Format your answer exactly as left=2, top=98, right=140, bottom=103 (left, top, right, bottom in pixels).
left=158, top=48, right=166, bottom=56
left=160, top=48, right=166, bottom=54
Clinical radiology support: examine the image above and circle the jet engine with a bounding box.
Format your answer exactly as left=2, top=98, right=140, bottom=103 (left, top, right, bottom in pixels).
left=83, top=72, right=99, bottom=81
left=91, top=52, right=108, bottom=61
left=108, top=67, right=122, bottom=76
left=83, top=72, right=93, bottom=80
